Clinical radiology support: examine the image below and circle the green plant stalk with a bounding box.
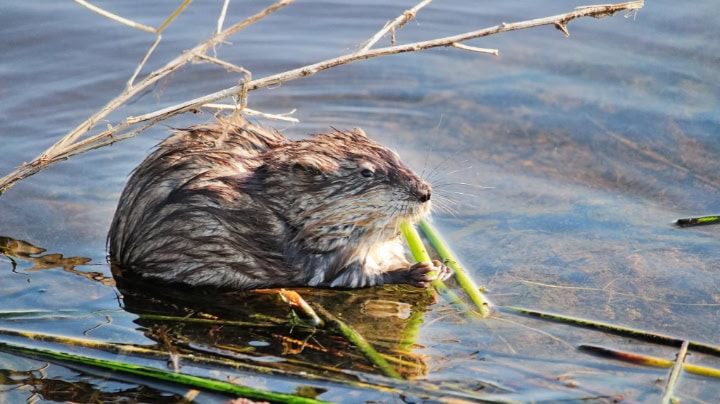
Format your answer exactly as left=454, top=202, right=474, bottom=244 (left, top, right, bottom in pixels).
left=0, top=310, right=81, bottom=319
left=397, top=305, right=425, bottom=352
left=399, top=221, right=469, bottom=312
left=0, top=327, right=159, bottom=356
left=0, top=340, right=328, bottom=404
left=504, top=306, right=720, bottom=357
left=0, top=327, right=406, bottom=395
left=674, top=215, right=720, bottom=227
left=0, top=327, right=365, bottom=388
left=139, top=313, right=277, bottom=327
left=419, top=219, right=492, bottom=317
left=311, top=304, right=402, bottom=379
left=334, top=319, right=403, bottom=379
left=156, top=0, right=192, bottom=33
left=580, top=344, right=720, bottom=379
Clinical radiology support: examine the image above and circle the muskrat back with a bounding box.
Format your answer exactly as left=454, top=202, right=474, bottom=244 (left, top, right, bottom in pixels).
left=108, top=117, right=449, bottom=289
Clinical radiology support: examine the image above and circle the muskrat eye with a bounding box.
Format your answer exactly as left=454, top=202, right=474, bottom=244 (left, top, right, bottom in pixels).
left=360, top=168, right=375, bottom=178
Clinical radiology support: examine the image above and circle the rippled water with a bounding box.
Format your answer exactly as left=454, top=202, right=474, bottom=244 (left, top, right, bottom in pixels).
left=1, top=0, right=719, bottom=402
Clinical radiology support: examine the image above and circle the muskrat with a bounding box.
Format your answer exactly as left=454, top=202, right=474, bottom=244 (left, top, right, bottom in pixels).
left=108, top=116, right=450, bottom=289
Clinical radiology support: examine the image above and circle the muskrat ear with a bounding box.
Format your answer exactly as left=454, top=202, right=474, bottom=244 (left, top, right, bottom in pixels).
left=350, top=128, right=367, bottom=138
left=292, top=155, right=339, bottom=175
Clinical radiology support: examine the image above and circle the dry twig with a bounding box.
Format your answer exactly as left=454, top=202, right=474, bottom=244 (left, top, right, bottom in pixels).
left=356, top=0, right=434, bottom=52
left=662, top=340, right=690, bottom=404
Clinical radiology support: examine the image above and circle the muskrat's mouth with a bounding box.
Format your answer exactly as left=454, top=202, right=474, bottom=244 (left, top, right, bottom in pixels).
left=409, top=199, right=431, bottom=219
left=391, top=200, right=431, bottom=228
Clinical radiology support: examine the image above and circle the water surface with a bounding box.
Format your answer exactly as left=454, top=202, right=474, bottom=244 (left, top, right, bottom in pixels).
left=1, top=0, right=719, bottom=402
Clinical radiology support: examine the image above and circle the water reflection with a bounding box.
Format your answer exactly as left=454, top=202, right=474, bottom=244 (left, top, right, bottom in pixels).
left=0, top=236, right=108, bottom=285
left=3, top=225, right=719, bottom=401
left=2, top=0, right=720, bottom=399
left=0, top=236, right=505, bottom=399
left=0, top=364, right=189, bottom=404
left=115, top=268, right=439, bottom=380
left=0, top=235, right=497, bottom=398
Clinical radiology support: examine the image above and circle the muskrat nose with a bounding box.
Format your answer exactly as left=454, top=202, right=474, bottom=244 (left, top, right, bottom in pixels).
left=417, top=183, right=431, bottom=203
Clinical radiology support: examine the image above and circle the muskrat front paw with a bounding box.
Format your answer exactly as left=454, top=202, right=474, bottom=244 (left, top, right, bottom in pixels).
left=405, top=260, right=453, bottom=287
left=433, top=259, right=453, bottom=282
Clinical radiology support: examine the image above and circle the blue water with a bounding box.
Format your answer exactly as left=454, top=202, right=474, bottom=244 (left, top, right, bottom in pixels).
left=1, top=0, right=719, bottom=401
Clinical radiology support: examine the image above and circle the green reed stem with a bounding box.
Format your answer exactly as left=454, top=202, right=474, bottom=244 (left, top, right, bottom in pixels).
left=674, top=215, right=720, bottom=227
left=399, top=222, right=470, bottom=313
left=580, top=344, right=720, bottom=379
left=311, top=304, right=402, bottom=379
left=418, top=220, right=492, bottom=318
left=0, top=340, right=327, bottom=404
left=504, top=306, right=720, bottom=357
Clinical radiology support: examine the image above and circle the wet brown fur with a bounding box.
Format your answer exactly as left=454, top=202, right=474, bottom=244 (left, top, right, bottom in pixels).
left=108, top=117, right=437, bottom=289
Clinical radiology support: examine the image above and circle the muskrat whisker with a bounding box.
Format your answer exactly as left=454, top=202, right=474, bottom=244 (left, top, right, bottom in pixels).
left=434, top=204, right=459, bottom=216
left=431, top=194, right=460, bottom=215
left=422, top=159, right=473, bottom=183
left=432, top=193, right=458, bottom=204
left=441, top=182, right=494, bottom=190
left=443, top=166, right=475, bottom=176
left=436, top=190, right=479, bottom=199
left=422, top=160, right=450, bottom=183
left=431, top=181, right=494, bottom=192
left=419, top=149, right=431, bottom=180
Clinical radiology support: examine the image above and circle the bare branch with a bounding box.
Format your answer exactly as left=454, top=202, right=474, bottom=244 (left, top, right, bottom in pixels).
left=129, top=1, right=645, bottom=126
left=0, top=0, right=643, bottom=195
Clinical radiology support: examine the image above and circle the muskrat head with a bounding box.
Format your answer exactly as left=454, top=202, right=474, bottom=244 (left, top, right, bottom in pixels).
left=248, top=128, right=431, bottom=253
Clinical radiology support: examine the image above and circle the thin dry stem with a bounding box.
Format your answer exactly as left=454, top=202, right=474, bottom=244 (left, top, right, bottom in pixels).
left=205, top=105, right=299, bottom=123
left=451, top=42, right=499, bottom=55
left=127, top=34, right=162, bottom=89
left=73, top=0, right=156, bottom=33
left=156, top=0, right=192, bottom=33
left=195, top=54, right=247, bottom=73
left=357, top=0, right=433, bottom=52
left=662, top=340, right=689, bottom=404
left=217, top=0, right=231, bottom=34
